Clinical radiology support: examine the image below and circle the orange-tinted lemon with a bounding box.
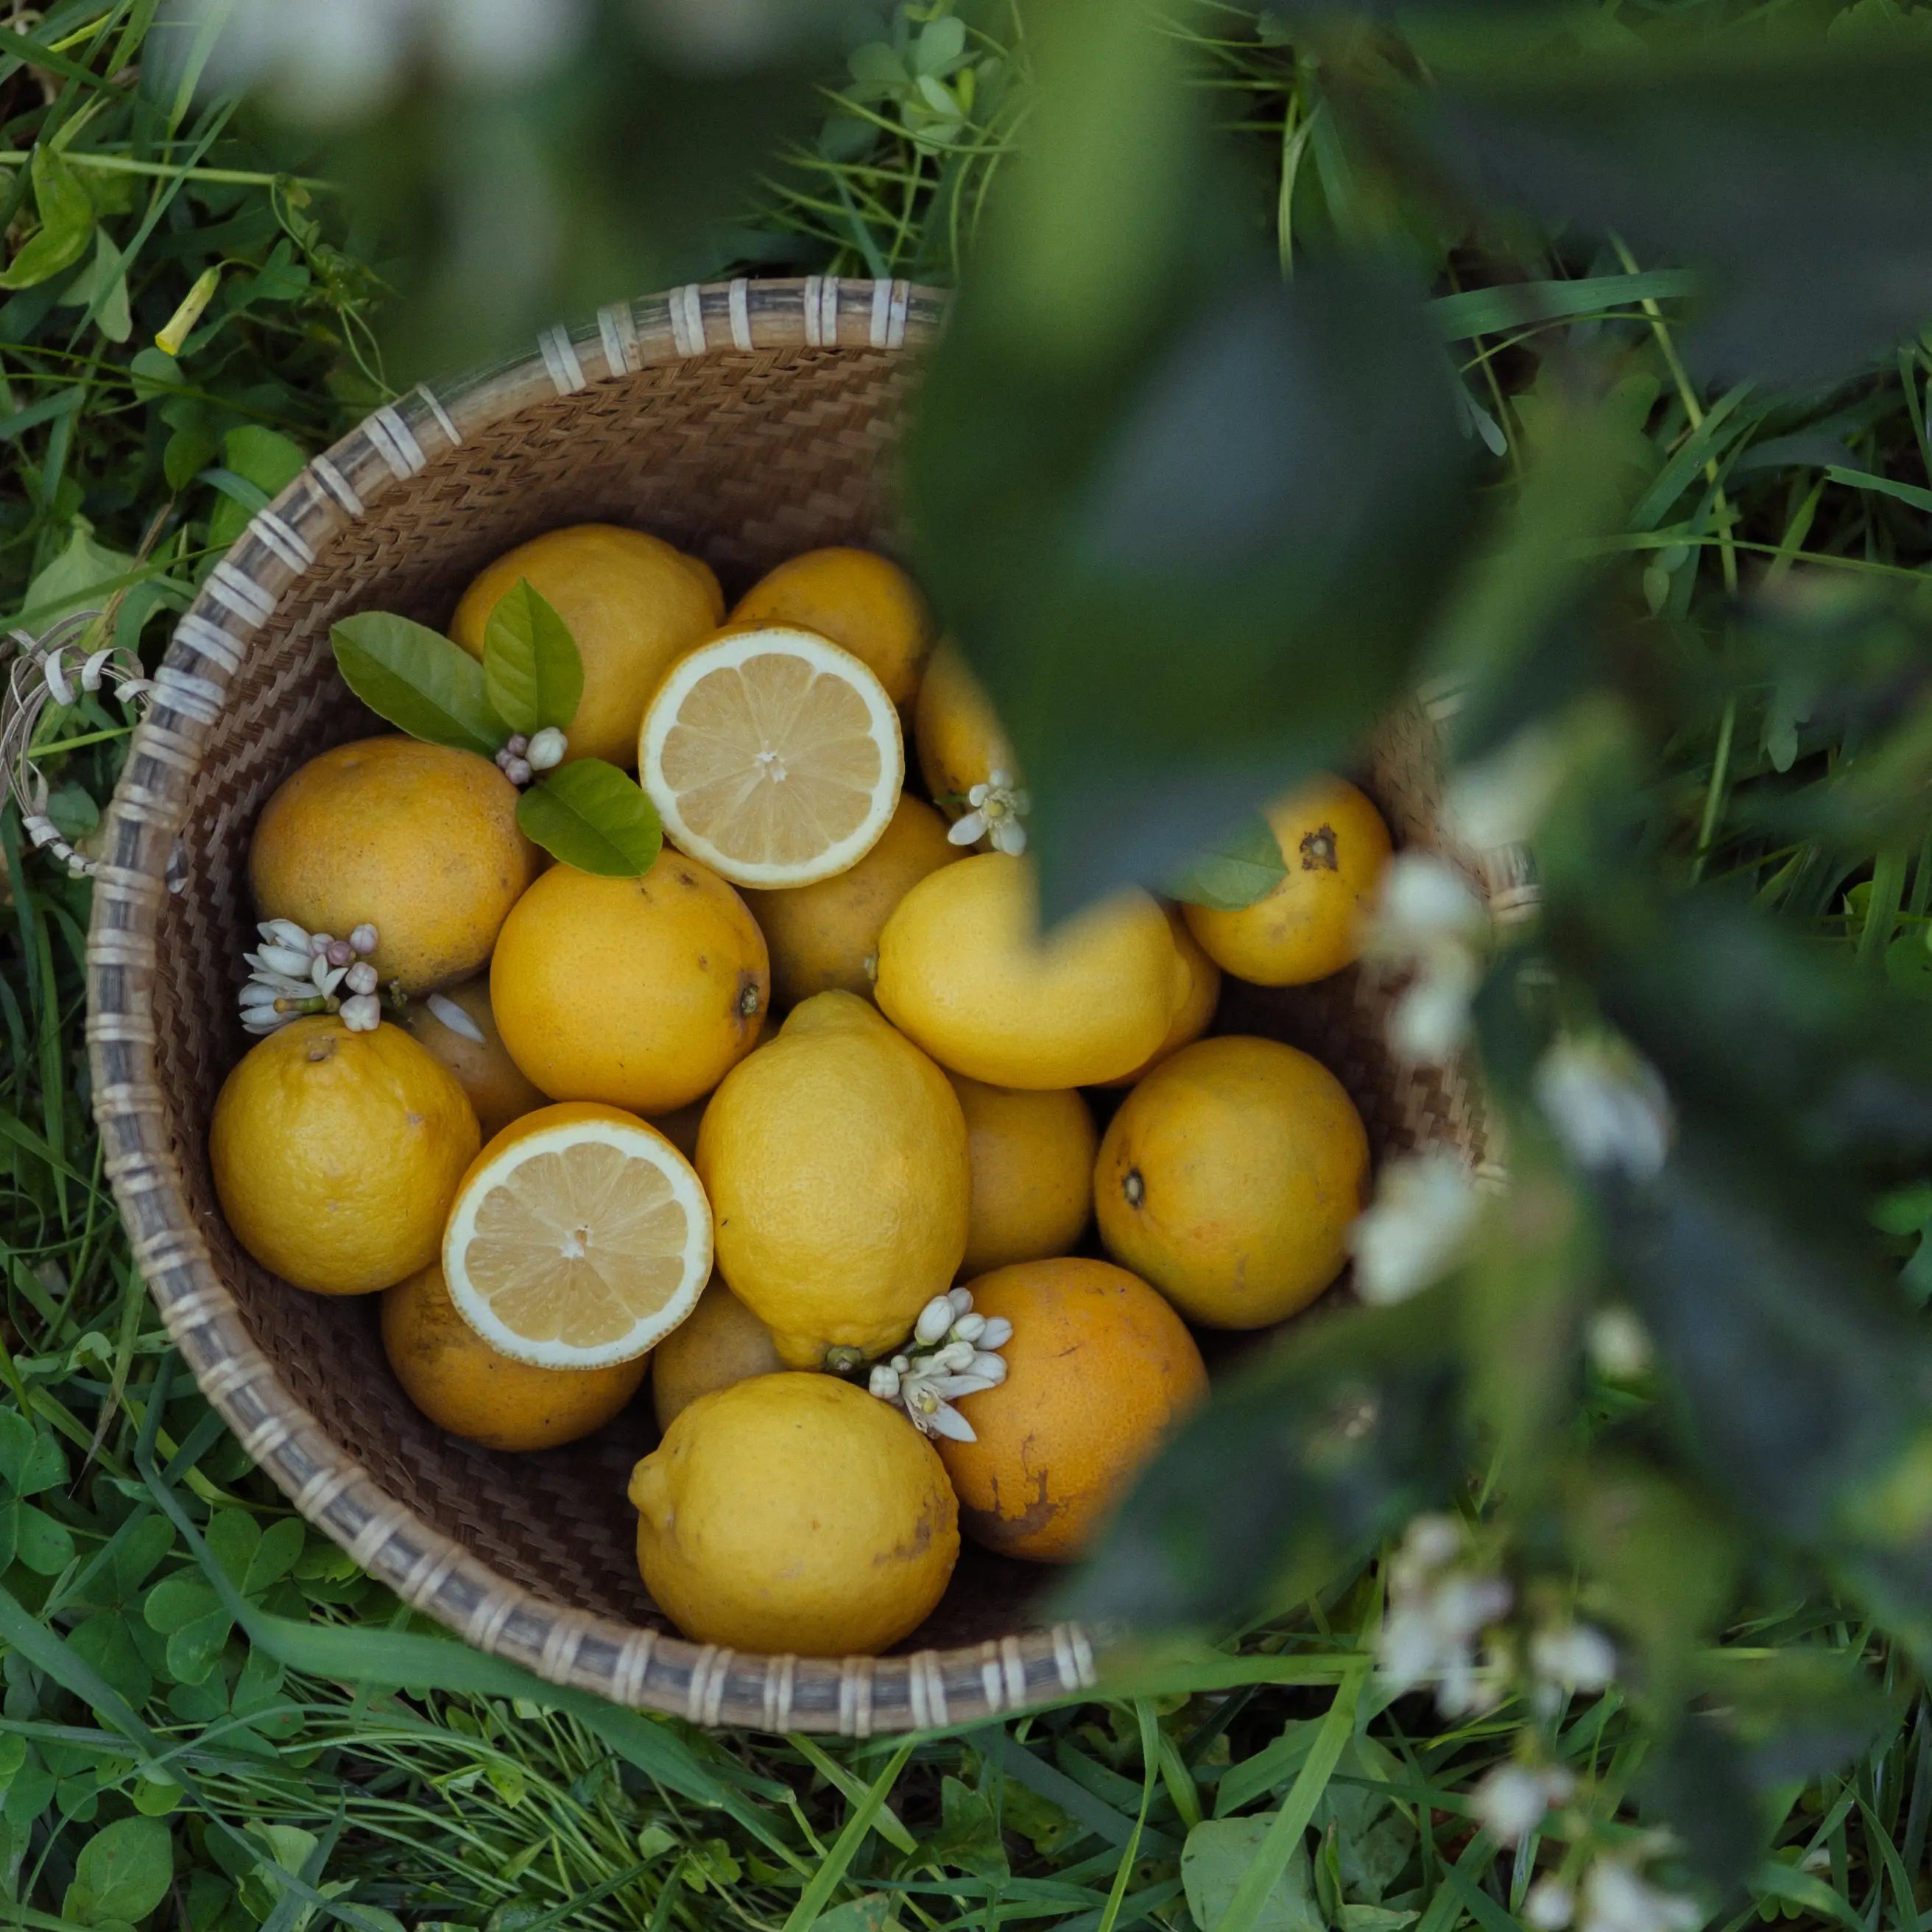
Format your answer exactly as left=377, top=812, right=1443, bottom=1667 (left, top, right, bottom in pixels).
left=250, top=737, right=537, bottom=994
left=937, top=1258, right=1207, bottom=1562
left=949, top=1074, right=1096, bottom=1277
left=1096, top=1035, right=1369, bottom=1327
left=649, top=1277, right=785, bottom=1431
left=490, top=853, right=769, bottom=1114
left=382, top=1261, right=646, bottom=1450
left=1182, top=777, right=1392, bottom=986
left=729, top=546, right=934, bottom=709
left=405, top=976, right=549, bottom=1137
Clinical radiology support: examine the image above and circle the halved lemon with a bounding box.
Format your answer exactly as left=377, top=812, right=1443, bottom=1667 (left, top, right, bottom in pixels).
left=443, top=1101, right=712, bottom=1368
left=638, top=624, right=903, bottom=889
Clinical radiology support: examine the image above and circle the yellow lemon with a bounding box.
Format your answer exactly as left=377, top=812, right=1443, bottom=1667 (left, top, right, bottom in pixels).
left=937, top=1258, right=1206, bottom=1563
left=210, top=1017, right=479, bottom=1294
left=1096, top=1035, right=1369, bottom=1328
left=914, top=644, right=1018, bottom=820
left=630, top=1372, right=957, bottom=1655
left=949, top=1073, right=1096, bottom=1277
left=640, top=625, right=903, bottom=889
left=250, top=737, right=537, bottom=994
left=405, top=976, right=549, bottom=1138
left=650, top=1277, right=784, bottom=1431
left=490, top=853, right=769, bottom=1114
left=875, top=853, right=1186, bottom=1088
left=696, top=992, right=969, bottom=1367
left=1096, top=909, right=1221, bottom=1087
left=741, top=794, right=959, bottom=1007
left=382, top=1261, right=646, bottom=1450
left=451, top=524, right=720, bottom=768
left=729, top=546, right=934, bottom=709
left=442, top=1101, right=712, bottom=1368
left=1182, top=777, right=1392, bottom=986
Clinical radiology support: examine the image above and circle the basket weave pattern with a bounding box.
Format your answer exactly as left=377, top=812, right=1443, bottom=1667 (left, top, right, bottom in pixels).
left=86, top=278, right=1500, bottom=1733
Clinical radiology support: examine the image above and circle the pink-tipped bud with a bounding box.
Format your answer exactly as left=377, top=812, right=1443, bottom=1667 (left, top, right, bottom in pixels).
left=308, top=931, right=334, bottom=956
left=503, top=757, right=532, bottom=786
left=349, top=923, right=378, bottom=956
left=505, top=733, right=529, bottom=757
left=325, top=938, right=354, bottom=968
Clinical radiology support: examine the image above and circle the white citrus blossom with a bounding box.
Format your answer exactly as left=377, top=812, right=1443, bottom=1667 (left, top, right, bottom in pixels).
left=1579, top=1858, right=1702, bottom=1932
left=1444, top=725, right=1569, bottom=852
left=239, top=918, right=381, bottom=1034
left=1349, top=1152, right=1481, bottom=1303
left=1366, top=854, right=1489, bottom=1065
left=1534, top=1035, right=1672, bottom=1180
left=869, top=1286, right=1013, bottom=1442
left=1470, top=1763, right=1576, bottom=1847
left=1524, top=1878, right=1576, bottom=1931
left=1377, top=1513, right=1513, bottom=1716
left=948, top=769, right=1030, bottom=856
left=1530, top=1623, right=1619, bottom=1713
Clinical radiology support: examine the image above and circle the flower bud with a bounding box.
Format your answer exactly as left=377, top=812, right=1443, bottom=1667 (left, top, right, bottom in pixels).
left=526, top=727, right=567, bottom=770
left=503, top=757, right=532, bottom=787
left=949, top=1311, right=987, bottom=1344
left=345, top=962, right=378, bottom=995
left=505, top=733, right=529, bottom=757
left=948, top=1286, right=974, bottom=1315
left=308, top=931, right=334, bottom=956
left=325, top=938, right=354, bottom=968
left=868, top=1364, right=901, bottom=1400
left=339, top=994, right=381, bottom=1032
left=349, top=923, right=378, bottom=956
left=970, top=1351, right=1008, bottom=1383
left=976, top=1316, right=1013, bottom=1350
left=931, top=1339, right=977, bottom=1372
left=914, top=1296, right=956, bottom=1346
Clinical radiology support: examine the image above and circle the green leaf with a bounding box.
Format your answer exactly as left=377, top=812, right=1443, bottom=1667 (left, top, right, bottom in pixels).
left=165, top=1608, right=234, bottom=1686
left=331, top=611, right=507, bottom=756
left=15, top=1503, right=76, bottom=1576
left=205, top=1509, right=260, bottom=1590
left=515, top=760, right=663, bottom=876
left=1182, top=1822, right=1322, bottom=1932
left=483, top=577, right=584, bottom=736
left=144, top=1574, right=223, bottom=1635
left=244, top=1517, right=305, bottom=1597
left=0, top=145, right=96, bottom=290
left=0, top=1409, right=66, bottom=1495
left=66, top=1815, right=174, bottom=1928
left=21, top=518, right=135, bottom=629
left=57, top=230, right=132, bottom=342
left=208, top=427, right=309, bottom=550
left=66, top=1614, right=153, bottom=1711
left=1166, top=814, right=1287, bottom=910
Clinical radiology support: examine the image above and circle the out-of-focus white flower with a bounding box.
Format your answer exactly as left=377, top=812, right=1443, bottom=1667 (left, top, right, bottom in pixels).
left=1445, top=727, right=1568, bottom=852
left=1525, top=1878, right=1576, bottom=1931
left=1367, top=854, right=1489, bottom=1066
left=1531, top=1623, right=1618, bottom=1714
left=1350, top=1152, right=1481, bottom=1304
left=1470, top=1763, right=1575, bottom=1847
left=1378, top=1513, right=1513, bottom=1716
left=1579, top=1858, right=1702, bottom=1932
left=948, top=769, right=1029, bottom=855
left=1586, top=1306, right=1654, bottom=1380
left=1535, top=1036, right=1672, bottom=1180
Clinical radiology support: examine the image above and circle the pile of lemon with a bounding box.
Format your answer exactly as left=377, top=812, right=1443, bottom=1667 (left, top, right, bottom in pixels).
left=209, top=525, right=1392, bottom=1660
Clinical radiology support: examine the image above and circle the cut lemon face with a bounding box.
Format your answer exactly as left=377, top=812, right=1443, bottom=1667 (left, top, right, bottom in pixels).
left=638, top=624, right=903, bottom=889
left=443, top=1101, right=712, bottom=1369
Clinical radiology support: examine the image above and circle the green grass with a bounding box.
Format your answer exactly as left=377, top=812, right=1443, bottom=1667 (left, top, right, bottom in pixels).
left=3, top=3, right=1931, bottom=1930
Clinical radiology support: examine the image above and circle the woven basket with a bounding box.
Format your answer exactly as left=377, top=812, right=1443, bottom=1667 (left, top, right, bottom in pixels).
left=85, top=275, right=1510, bottom=1735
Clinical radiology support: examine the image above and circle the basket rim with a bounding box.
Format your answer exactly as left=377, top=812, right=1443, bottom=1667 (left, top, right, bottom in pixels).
left=85, top=274, right=1112, bottom=1735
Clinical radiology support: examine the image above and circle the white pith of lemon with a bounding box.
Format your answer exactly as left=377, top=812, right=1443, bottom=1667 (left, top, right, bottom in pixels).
left=638, top=624, right=904, bottom=889
left=442, top=1106, right=713, bottom=1368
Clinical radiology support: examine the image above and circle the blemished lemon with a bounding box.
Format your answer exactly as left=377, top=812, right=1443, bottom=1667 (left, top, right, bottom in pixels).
left=1097, top=909, right=1221, bottom=1087
left=451, top=524, right=720, bottom=768
left=442, top=1101, right=712, bottom=1369
left=1182, top=777, right=1392, bottom=986
left=1096, top=1034, right=1369, bottom=1328
left=914, top=644, right=1018, bottom=821
left=490, top=853, right=769, bottom=1114
left=875, top=853, right=1188, bottom=1088
left=639, top=624, right=903, bottom=889
left=250, top=737, right=537, bottom=995
left=937, top=1259, right=1206, bottom=1563
left=210, top=1017, right=479, bottom=1295
left=696, top=992, right=970, bottom=1367
left=382, top=1261, right=646, bottom=1450
left=729, top=546, right=934, bottom=710
left=405, top=976, right=549, bottom=1138
left=741, top=794, right=959, bottom=1007
left=650, top=1277, right=784, bottom=1431
left=630, top=1372, right=958, bottom=1655
left=949, top=1073, right=1096, bottom=1277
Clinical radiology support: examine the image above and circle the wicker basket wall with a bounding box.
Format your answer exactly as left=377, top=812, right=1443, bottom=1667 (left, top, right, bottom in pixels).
left=86, top=275, right=1511, bottom=1735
